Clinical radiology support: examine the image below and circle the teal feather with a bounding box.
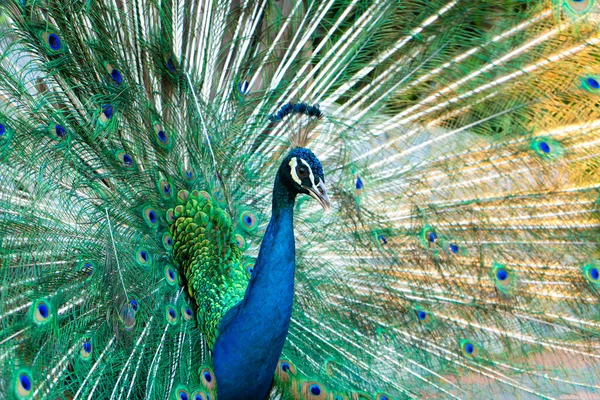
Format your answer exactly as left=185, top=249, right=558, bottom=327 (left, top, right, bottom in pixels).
left=1, top=0, right=600, bottom=399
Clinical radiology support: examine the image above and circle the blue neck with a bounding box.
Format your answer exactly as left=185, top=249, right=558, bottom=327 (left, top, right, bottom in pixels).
left=213, top=178, right=296, bottom=400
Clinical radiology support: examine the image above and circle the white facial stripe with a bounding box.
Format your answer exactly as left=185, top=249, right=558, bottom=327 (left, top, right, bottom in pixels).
left=299, top=158, right=317, bottom=188
left=289, top=157, right=302, bottom=185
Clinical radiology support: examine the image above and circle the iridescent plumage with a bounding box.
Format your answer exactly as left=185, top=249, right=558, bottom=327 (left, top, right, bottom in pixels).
left=1, top=0, right=600, bottom=399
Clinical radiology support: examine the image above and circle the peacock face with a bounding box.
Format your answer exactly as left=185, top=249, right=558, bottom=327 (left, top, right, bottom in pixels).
left=284, top=148, right=330, bottom=211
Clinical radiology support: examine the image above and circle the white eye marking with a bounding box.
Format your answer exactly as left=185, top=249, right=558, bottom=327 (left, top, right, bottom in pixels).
left=299, top=158, right=317, bottom=188
left=289, top=157, right=302, bottom=185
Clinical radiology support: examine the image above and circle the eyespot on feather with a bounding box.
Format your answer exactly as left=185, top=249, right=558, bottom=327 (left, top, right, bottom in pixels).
left=80, top=339, right=92, bottom=360
left=158, top=178, right=174, bottom=199
left=235, top=234, right=247, bottom=250
left=448, top=243, right=460, bottom=254
left=491, top=262, right=516, bottom=294
left=531, top=137, right=562, bottom=159
left=39, top=30, right=65, bottom=53
left=116, top=151, right=134, bottom=167
left=583, top=263, right=600, bottom=288
left=143, top=205, right=159, bottom=228
left=244, top=262, right=254, bottom=278
left=163, top=233, right=173, bottom=250
left=173, top=205, right=184, bottom=219
left=164, top=265, right=178, bottom=285
left=182, top=167, right=196, bottom=181
left=166, top=304, right=178, bottom=325
left=136, top=248, right=152, bottom=267
left=323, top=358, right=342, bottom=378
left=582, top=76, right=600, bottom=92
left=154, top=124, right=172, bottom=149
left=355, top=175, right=364, bottom=195
left=275, top=359, right=296, bottom=382
left=460, top=339, right=480, bottom=359
left=175, top=387, right=189, bottom=400
left=239, top=210, right=258, bottom=231
left=166, top=208, right=176, bottom=224
left=182, top=305, right=194, bottom=321
left=14, top=370, right=33, bottom=398
left=31, top=300, right=51, bottom=324
left=200, top=367, right=216, bottom=391
left=414, top=307, right=432, bottom=324
left=299, top=381, right=328, bottom=400
left=50, top=123, right=67, bottom=139
left=422, top=226, right=438, bottom=245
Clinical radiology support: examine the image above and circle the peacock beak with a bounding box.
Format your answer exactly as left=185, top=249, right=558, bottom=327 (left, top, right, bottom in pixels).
left=304, top=180, right=331, bottom=212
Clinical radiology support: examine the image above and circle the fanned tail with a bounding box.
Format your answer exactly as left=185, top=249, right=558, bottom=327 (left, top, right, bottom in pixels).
left=266, top=1, right=600, bottom=398
left=0, top=0, right=599, bottom=399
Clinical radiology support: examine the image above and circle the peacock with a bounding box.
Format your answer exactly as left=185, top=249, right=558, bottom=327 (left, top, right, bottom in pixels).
left=1, top=0, right=600, bottom=398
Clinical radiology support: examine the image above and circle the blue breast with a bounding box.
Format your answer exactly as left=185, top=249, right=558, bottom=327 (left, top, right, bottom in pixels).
left=213, top=205, right=296, bottom=400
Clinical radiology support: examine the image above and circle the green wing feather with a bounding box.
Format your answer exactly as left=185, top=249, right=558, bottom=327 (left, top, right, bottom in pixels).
left=170, top=190, right=247, bottom=347
left=1, top=0, right=600, bottom=399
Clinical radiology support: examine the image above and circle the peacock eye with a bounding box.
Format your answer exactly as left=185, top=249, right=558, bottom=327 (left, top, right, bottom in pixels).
left=297, top=166, right=308, bottom=178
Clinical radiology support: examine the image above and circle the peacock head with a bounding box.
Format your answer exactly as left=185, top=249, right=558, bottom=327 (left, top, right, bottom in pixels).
left=278, top=147, right=331, bottom=211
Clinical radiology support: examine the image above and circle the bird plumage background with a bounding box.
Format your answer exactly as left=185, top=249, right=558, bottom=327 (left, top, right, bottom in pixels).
left=1, top=0, right=600, bottom=398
